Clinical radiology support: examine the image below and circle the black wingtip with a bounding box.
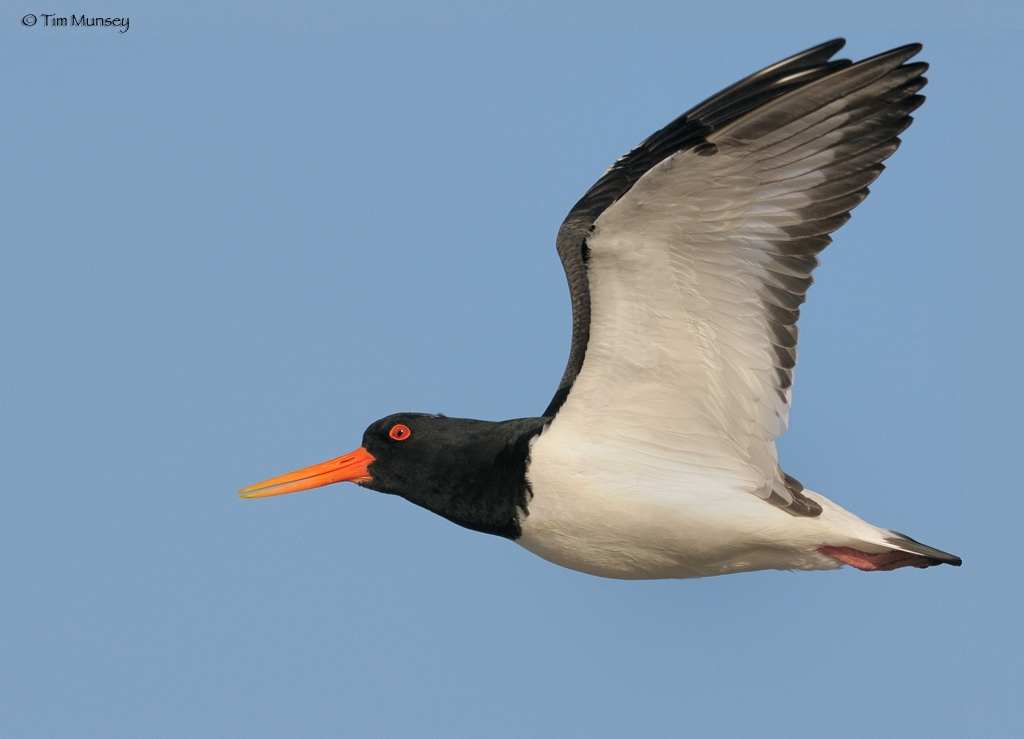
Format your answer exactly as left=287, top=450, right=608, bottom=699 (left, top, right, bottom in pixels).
left=862, top=42, right=924, bottom=67
left=778, top=38, right=847, bottom=70
left=886, top=532, right=962, bottom=567
left=814, top=38, right=847, bottom=57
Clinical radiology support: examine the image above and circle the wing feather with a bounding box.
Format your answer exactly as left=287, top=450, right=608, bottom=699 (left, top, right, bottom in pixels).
left=544, top=39, right=858, bottom=417
left=547, top=42, right=926, bottom=515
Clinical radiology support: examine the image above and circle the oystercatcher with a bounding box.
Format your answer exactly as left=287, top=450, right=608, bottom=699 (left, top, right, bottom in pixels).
left=240, top=40, right=961, bottom=579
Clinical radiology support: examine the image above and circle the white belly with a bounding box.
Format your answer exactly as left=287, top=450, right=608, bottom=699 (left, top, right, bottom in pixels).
left=520, top=423, right=841, bottom=579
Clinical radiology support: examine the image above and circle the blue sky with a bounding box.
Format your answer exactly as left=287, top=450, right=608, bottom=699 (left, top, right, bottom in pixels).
left=2, top=4, right=1021, bottom=737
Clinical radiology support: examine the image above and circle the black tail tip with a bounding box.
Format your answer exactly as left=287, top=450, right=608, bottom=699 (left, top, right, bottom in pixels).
left=886, top=532, right=961, bottom=567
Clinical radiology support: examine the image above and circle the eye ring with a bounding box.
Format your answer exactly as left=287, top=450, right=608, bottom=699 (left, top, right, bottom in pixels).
left=389, top=424, right=411, bottom=441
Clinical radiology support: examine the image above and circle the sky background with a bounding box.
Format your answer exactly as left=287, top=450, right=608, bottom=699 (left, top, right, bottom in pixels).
left=2, top=3, right=1021, bottom=738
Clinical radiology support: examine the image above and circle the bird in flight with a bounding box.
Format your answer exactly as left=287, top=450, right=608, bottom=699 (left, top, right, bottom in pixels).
left=240, top=39, right=961, bottom=579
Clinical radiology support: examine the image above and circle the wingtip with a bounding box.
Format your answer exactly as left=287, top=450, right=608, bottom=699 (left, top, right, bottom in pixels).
left=864, top=42, right=925, bottom=67
left=819, top=38, right=847, bottom=56
left=792, top=38, right=846, bottom=60
left=766, top=38, right=848, bottom=74
left=885, top=532, right=961, bottom=568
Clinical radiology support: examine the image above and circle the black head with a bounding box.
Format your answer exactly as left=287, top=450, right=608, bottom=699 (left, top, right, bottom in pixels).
left=359, top=413, right=548, bottom=538
left=239, top=412, right=548, bottom=539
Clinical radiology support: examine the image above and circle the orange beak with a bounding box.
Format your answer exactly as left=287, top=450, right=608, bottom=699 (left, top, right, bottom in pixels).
left=238, top=447, right=376, bottom=499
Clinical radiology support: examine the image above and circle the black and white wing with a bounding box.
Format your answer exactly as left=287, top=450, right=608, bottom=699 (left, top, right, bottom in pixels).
left=543, top=40, right=927, bottom=515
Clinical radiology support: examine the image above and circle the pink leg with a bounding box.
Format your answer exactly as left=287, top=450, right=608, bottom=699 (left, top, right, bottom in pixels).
left=817, top=545, right=934, bottom=571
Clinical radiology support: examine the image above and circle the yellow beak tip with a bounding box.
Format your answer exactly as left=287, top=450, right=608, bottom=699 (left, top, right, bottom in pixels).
left=237, top=486, right=280, bottom=499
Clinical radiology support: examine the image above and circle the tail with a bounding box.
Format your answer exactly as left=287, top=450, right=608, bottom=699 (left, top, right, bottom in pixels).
left=819, top=531, right=961, bottom=572
left=885, top=530, right=962, bottom=567
left=802, top=490, right=962, bottom=572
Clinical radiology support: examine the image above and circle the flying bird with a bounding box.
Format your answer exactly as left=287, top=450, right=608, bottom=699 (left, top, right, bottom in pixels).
left=240, top=39, right=961, bottom=579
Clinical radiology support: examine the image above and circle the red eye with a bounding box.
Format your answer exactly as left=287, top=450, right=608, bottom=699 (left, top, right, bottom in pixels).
left=389, top=424, right=411, bottom=441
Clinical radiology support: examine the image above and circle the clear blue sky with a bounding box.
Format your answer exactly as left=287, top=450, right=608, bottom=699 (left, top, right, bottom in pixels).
left=2, top=4, right=1021, bottom=737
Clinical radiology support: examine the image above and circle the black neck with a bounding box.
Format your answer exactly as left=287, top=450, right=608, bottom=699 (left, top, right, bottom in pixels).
left=362, top=415, right=549, bottom=539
